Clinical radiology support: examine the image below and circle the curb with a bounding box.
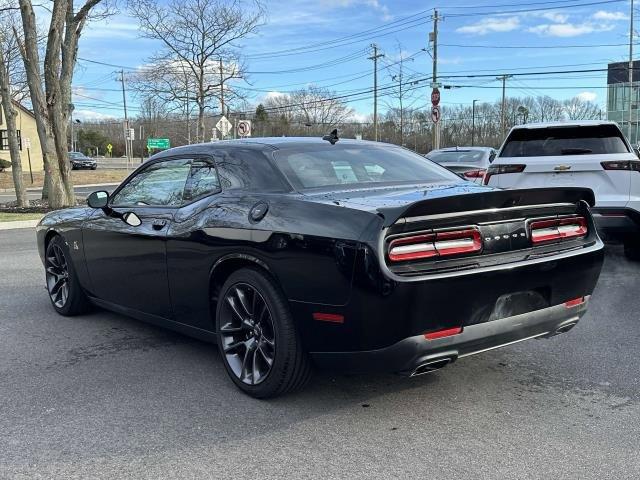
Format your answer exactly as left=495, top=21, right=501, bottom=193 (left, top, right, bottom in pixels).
left=0, top=182, right=121, bottom=194
left=0, top=219, right=41, bottom=231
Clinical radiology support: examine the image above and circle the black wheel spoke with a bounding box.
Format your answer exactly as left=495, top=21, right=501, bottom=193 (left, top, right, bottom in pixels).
left=219, top=282, right=276, bottom=386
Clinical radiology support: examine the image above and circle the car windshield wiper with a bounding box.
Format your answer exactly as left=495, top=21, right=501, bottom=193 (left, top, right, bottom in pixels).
left=560, top=148, right=592, bottom=155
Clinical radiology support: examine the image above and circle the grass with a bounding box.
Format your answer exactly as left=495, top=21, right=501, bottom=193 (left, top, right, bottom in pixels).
left=0, top=212, right=44, bottom=222
left=0, top=169, right=129, bottom=190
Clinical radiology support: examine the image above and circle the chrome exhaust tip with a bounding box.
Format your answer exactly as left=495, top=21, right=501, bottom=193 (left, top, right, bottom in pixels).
left=411, top=356, right=455, bottom=376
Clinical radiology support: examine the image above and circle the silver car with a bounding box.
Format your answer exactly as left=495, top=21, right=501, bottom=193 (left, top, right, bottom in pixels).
left=426, top=147, right=496, bottom=184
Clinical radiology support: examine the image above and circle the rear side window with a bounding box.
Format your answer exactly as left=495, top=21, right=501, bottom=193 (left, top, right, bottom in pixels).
left=214, top=148, right=287, bottom=191
left=501, top=125, right=629, bottom=157
left=428, top=150, right=488, bottom=165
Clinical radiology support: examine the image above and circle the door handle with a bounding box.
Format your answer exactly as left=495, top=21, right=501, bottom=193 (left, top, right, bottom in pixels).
left=152, top=219, right=167, bottom=230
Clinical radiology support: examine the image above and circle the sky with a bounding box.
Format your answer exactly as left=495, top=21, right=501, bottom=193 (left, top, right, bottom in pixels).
left=68, top=0, right=636, bottom=121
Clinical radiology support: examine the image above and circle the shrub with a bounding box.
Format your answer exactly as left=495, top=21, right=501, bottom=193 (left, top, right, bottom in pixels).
left=0, top=159, right=11, bottom=172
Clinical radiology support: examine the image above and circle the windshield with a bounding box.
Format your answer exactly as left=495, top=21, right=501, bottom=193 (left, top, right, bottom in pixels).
left=501, top=125, right=629, bottom=157
left=428, top=150, right=488, bottom=165
left=272, top=143, right=459, bottom=190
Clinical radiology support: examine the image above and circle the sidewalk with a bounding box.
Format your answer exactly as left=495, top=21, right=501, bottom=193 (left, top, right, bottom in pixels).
left=0, top=219, right=40, bottom=231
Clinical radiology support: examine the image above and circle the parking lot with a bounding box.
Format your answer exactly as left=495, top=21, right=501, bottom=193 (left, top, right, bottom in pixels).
left=1, top=227, right=639, bottom=479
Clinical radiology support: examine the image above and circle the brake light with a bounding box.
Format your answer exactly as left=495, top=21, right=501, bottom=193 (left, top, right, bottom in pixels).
left=564, top=297, right=585, bottom=308
left=529, top=217, right=587, bottom=244
left=601, top=160, right=640, bottom=171
left=483, top=164, right=526, bottom=185
left=463, top=169, right=485, bottom=179
left=388, top=228, right=482, bottom=262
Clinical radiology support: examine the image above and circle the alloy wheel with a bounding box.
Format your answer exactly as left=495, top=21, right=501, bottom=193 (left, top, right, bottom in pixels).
left=219, top=283, right=276, bottom=385
left=46, top=244, right=70, bottom=308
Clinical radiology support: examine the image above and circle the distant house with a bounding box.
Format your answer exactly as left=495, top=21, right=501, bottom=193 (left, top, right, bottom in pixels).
left=0, top=100, right=44, bottom=173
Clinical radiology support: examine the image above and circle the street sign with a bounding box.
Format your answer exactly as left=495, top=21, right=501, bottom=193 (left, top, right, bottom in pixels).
left=237, top=120, right=252, bottom=137
left=216, top=116, right=233, bottom=137
left=431, top=105, right=441, bottom=123
left=24, top=138, right=31, bottom=149
left=106, top=143, right=113, bottom=154
left=147, top=138, right=170, bottom=149
left=126, top=128, right=135, bottom=140
left=431, top=88, right=440, bottom=106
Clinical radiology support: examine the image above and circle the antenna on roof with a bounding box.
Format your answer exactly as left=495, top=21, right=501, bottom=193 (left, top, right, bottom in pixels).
left=322, top=129, right=339, bottom=145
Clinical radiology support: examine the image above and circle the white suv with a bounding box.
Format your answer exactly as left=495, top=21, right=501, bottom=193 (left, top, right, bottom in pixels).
left=485, top=120, right=640, bottom=259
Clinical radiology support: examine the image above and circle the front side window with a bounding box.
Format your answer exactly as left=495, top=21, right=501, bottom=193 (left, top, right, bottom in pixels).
left=272, top=144, right=458, bottom=190
left=111, top=159, right=191, bottom=206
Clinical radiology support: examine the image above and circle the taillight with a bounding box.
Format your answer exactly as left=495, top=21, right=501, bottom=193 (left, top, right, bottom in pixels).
left=529, top=217, right=587, bottom=244
left=483, top=164, right=526, bottom=185
left=388, top=228, right=482, bottom=262
left=463, top=169, right=486, bottom=179
left=601, top=160, right=640, bottom=171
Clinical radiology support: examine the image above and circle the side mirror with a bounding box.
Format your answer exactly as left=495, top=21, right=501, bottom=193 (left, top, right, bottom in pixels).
left=122, top=212, right=142, bottom=227
left=87, top=190, right=109, bottom=209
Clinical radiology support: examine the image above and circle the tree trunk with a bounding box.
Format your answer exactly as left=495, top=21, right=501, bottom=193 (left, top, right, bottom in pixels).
left=0, top=48, right=28, bottom=207
left=17, top=0, right=68, bottom=208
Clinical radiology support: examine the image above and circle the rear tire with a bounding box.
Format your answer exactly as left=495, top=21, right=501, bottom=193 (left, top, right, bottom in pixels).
left=624, top=235, right=640, bottom=261
left=45, top=236, right=91, bottom=316
left=215, top=267, right=311, bottom=398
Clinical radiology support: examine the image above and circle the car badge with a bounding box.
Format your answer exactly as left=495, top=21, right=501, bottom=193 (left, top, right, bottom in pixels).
left=554, top=165, right=572, bottom=171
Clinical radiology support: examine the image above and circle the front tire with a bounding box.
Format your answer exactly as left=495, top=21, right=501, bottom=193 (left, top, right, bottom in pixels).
left=45, top=236, right=91, bottom=316
left=215, top=267, right=311, bottom=398
left=624, top=234, right=640, bottom=261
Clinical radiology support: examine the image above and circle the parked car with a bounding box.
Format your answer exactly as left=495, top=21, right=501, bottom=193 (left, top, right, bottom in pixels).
left=38, top=137, right=603, bottom=398
left=68, top=151, right=97, bottom=170
left=426, top=146, right=496, bottom=184
left=485, top=121, right=640, bottom=259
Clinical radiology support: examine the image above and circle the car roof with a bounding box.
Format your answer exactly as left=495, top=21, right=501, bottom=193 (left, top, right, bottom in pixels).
left=149, top=137, right=397, bottom=161
left=510, top=120, right=618, bottom=130
left=430, top=146, right=493, bottom=152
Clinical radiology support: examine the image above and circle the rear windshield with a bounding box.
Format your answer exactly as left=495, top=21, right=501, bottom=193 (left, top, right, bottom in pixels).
left=272, top=144, right=458, bottom=190
left=501, top=125, right=629, bottom=157
left=428, top=150, right=487, bottom=165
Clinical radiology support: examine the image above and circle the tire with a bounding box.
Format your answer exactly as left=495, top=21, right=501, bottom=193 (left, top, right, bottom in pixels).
left=45, top=235, right=91, bottom=316
left=624, top=235, right=640, bottom=261
left=215, top=267, right=311, bottom=398
left=91, top=165, right=97, bottom=170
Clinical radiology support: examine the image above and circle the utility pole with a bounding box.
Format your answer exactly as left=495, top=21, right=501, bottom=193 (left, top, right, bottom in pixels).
left=472, top=99, right=480, bottom=146
left=118, top=70, right=130, bottom=165
left=368, top=44, right=384, bottom=141
left=219, top=58, right=225, bottom=117
left=497, top=74, right=512, bottom=139
left=629, top=0, right=635, bottom=142
left=430, top=10, right=440, bottom=150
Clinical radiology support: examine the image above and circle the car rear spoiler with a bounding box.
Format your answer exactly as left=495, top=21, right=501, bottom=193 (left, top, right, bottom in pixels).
left=377, top=187, right=595, bottom=227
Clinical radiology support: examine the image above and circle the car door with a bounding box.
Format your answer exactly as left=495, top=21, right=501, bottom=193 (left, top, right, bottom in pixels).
left=82, top=158, right=192, bottom=318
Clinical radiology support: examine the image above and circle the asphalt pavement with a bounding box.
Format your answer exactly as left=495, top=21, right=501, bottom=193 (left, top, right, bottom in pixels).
left=1, top=228, right=639, bottom=479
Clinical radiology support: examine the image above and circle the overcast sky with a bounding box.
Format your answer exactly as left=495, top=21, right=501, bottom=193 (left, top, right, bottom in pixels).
left=69, top=0, right=634, bottom=121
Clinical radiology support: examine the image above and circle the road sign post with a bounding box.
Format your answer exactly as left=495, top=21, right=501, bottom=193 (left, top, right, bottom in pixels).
left=25, top=138, right=33, bottom=184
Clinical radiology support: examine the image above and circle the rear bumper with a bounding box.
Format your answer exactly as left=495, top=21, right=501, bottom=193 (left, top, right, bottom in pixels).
left=310, top=298, right=590, bottom=375
left=591, top=207, right=640, bottom=235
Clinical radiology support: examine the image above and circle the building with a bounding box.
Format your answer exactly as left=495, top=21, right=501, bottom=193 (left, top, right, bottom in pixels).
left=0, top=100, right=44, bottom=173
left=607, top=61, right=640, bottom=144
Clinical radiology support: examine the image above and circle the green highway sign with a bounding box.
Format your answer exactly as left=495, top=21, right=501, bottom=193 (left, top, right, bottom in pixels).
left=147, top=138, right=170, bottom=150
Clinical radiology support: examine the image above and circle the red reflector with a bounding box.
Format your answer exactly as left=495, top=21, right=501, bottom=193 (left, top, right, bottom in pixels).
left=564, top=297, right=585, bottom=308
left=312, top=312, right=344, bottom=323
left=424, top=326, right=463, bottom=340
left=388, top=228, right=482, bottom=262
left=463, top=169, right=486, bottom=178
left=529, top=217, right=587, bottom=244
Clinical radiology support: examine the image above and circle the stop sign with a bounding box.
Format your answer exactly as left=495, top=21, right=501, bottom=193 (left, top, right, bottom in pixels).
left=431, top=88, right=440, bottom=106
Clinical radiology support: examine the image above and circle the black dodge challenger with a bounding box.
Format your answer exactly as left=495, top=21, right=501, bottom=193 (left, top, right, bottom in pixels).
left=37, top=137, right=604, bottom=398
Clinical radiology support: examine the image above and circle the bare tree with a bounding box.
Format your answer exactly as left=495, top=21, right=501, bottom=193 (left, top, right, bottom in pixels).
left=563, top=97, right=602, bottom=120
left=129, top=0, right=264, bottom=142
left=0, top=10, right=27, bottom=206
left=15, top=0, right=113, bottom=208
